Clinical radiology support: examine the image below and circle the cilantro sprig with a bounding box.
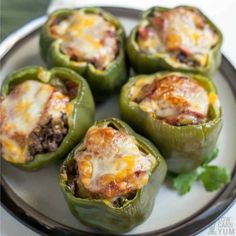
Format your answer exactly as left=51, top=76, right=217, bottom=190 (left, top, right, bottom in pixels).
left=171, top=148, right=231, bottom=195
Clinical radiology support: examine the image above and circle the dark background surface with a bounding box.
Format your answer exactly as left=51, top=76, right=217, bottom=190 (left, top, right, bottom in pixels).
left=1, top=0, right=49, bottom=40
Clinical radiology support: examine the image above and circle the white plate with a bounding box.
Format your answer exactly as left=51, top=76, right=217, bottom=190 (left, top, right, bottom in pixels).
left=1, top=7, right=236, bottom=236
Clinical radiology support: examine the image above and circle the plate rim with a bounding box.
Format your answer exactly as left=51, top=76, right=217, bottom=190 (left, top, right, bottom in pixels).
left=0, top=6, right=236, bottom=236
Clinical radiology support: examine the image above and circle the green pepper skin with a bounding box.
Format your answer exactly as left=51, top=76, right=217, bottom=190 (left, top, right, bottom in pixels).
left=119, top=72, right=222, bottom=173
left=127, top=6, right=222, bottom=76
left=40, top=7, right=128, bottom=101
left=1, top=66, right=95, bottom=170
left=60, top=118, right=167, bottom=233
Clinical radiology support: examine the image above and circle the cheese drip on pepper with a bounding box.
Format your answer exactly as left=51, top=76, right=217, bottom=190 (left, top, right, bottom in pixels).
left=129, top=75, right=219, bottom=126
left=0, top=80, right=70, bottom=164
left=50, top=12, right=118, bottom=69
left=138, top=7, right=218, bottom=67
left=75, top=126, right=156, bottom=199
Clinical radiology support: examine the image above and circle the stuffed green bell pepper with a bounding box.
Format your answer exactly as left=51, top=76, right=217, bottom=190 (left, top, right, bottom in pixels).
left=40, top=7, right=128, bottom=101
left=120, top=72, right=222, bottom=173
left=60, top=118, right=167, bottom=233
left=127, top=6, right=222, bottom=76
left=0, top=66, right=95, bottom=170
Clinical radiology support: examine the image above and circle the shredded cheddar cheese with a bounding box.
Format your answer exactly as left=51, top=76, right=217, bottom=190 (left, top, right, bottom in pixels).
left=75, top=126, right=156, bottom=199
left=208, top=92, right=218, bottom=104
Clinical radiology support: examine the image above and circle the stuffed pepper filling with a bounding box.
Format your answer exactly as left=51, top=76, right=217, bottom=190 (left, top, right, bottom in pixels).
left=0, top=80, right=72, bottom=164
left=129, top=75, right=219, bottom=126
left=50, top=12, right=119, bottom=70
left=64, top=124, right=156, bottom=206
left=137, top=7, right=218, bottom=67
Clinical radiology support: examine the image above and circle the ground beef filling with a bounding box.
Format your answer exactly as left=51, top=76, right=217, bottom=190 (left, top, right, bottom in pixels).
left=64, top=158, right=79, bottom=196
left=28, top=112, right=68, bottom=158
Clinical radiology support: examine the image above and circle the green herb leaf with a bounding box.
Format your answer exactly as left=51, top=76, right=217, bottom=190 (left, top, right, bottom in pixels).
left=199, top=165, right=231, bottom=192
left=171, top=149, right=230, bottom=195
left=203, top=148, right=219, bottom=166
left=173, top=170, right=198, bottom=195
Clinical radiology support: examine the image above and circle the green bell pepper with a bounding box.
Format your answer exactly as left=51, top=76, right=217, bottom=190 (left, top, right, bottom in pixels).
left=127, top=6, right=222, bottom=76
left=40, top=7, right=128, bottom=101
left=1, top=66, right=95, bottom=170
left=59, top=118, right=167, bottom=233
left=119, top=72, right=222, bottom=173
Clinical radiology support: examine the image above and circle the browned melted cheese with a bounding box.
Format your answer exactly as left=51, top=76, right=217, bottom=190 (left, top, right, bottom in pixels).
left=50, top=12, right=118, bottom=69
left=129, top=75, right=219, bottom=126
left=0, top=80, right=70, bottom=163
left=138, top=7, right=218, bottom=67
left=75, top=126, right=156, bottom=199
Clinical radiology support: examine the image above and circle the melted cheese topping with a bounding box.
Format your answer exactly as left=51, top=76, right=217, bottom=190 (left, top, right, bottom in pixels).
left=130, top=75, right=215, bottom=125
left=75, top=126, right=156, bottom=199
left=138, top=7, right=218, bottom=67
left=50, top=12, right=118, bottom=69
left=0, top=80, right=70, bottom=164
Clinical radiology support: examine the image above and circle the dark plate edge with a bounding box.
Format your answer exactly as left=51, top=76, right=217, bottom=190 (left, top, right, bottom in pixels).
left=0, top=6, right=236, bottom=236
